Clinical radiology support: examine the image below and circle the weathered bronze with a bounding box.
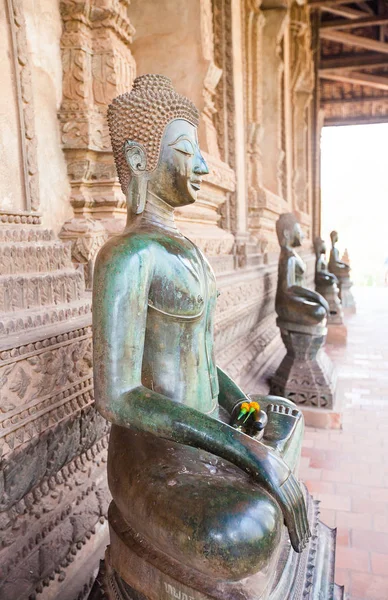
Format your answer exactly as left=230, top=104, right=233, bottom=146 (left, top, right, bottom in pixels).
left=275, top=214, right=329, bottom=328
left=314, top=237, right=344, bottom=327
left=329, top=230, right=356, bottom=311
left=271, top=214, right=336, bottom=410
left=88, top=76, right=346, bottom=600
left=89, top=76, right=313, bottom=599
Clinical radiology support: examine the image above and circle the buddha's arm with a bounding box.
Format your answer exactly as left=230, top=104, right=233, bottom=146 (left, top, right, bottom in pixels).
left=316, top=271, right=337, bottom=286
left=217, top=366, right=248, bottom=414
left=331, top=251, right=349, bottom=271
left=93, top=242, right=310, bottom=553
left=288, top=285, right=329, bottom=312
left=336, top=261, right=350, bottom=270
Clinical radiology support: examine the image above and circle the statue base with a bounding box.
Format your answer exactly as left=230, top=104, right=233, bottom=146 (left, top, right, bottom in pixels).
left=339, top=278, right=356, bottom=313
left=88, top=491, right=344, bottom=600
left=327, top=324, right=347, bottom=345
left=270, top=321, right=337, bottom=411
left=317, top=286, right=344, bottom=327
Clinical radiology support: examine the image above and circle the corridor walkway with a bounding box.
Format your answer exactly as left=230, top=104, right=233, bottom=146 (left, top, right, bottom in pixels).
left=298, top=287, right=388, bottom=599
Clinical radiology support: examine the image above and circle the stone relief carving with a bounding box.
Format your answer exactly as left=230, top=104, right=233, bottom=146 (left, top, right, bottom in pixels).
left=290, top=3, right=314, bottom=216
left=213, top=0, right=237, bottom=233
left=59, top=0, right=136, bottom=279
left=0, top=427, right=110, bottom=600
left=4, top=0, right=40, bottom=211
left=0, top=216, right=101, bottom=600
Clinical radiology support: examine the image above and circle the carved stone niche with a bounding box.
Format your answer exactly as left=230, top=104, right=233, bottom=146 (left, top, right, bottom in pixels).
left=58, top=0, right=136, bottom=287
left=242, top=0, right=294, bottom=255
left=128, top=0, right=236, bottom=271
left=289, top=2, right=314, bottom=220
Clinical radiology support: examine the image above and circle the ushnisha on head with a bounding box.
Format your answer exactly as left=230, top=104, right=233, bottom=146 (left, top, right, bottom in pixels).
left=108, top=74, right=209, bottom=214
left=313, top=237, right=326, bottom=257
left=276, top=213, right=304, bottom=249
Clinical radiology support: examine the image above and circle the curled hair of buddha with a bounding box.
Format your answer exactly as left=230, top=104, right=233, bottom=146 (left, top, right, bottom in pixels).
left=276, top=212, right=298, bottom=246
left=108, top=74, right=200, bottom=194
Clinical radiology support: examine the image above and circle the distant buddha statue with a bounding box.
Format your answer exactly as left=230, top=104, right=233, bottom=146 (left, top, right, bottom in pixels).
left=329, top=230, right=355, bottom=311
left=271, top=214, right=336, bottom=411
left=275, top=213, right=328, bottom=327
left=314, top=237, right=344, bottom=328
left=328, top=230, right=350, bottom=281
left=90, top=75, right=311, bottom=600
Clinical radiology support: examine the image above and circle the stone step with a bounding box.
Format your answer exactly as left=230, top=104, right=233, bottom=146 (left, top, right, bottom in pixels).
left=0, top=227, right=55, bottom=244
left=0, top=240, right=73, bottom=275
left=0, top=268, right=85, bottom=312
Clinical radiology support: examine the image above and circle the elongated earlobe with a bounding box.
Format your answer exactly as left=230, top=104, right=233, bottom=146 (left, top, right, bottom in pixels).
left=124, top=140, right=148, bottom=214
left=127, top=176, right=148, bottom=214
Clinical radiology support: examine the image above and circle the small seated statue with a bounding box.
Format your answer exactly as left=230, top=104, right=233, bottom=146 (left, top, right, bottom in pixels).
left=275, top=213, right=329, bottom=329
left=314, top=237, right=344, bottom=327
left=90, top=76, right=312, bottom=600
left=328, top=230, right=355, bottom=311
left=271, top=214, right=336, bottom=410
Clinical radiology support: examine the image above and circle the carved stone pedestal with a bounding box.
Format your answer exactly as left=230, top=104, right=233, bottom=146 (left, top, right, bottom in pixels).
left=316, top=285, right=343, bottom=326
left=270, top=321, right=337, bottom=420
left=327, top=324, right=347, bottom=346
left=316, top=285, right=347, bottom=345
left=339, top=277, right=356, bottom=313
left=88, top=489, right=343, bottom=600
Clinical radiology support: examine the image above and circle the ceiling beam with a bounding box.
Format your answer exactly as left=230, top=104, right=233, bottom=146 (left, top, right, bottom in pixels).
left=322, top=95, right=388, bottom=104
left=320, top=29, right=388, bottom=53
left=320, top=52, right=388, bottom=70
left=309, top=1, right=372, bottom=19
left=309, top=0, right=371, bottom=6
left=320, top=69, right=388, bottom=91
left=321, top=5, right=372, bottom=19
left=320, top=16, right=388, bottom=30
left=355, top=2, right=374, bottom=15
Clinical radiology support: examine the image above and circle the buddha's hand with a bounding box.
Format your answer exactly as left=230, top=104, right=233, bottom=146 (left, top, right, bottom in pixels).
left=275, top=472, right=311, bottom=553
left=252, top=447, right=311, bottom=553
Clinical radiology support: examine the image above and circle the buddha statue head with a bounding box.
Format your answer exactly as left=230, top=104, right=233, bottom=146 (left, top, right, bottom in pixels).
left=330, top=230, right=338, bottom=246
left=108, top=74, right=209, bottom=215
left=314, top=236, right=326, bottom=258
left=276, top=213, right=303, bottom=249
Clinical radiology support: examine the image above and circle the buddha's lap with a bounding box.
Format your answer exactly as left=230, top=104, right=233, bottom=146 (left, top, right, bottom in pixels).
left=108, top=425, right=283, bottom=579
left=278, top=298, right=326, bottom=324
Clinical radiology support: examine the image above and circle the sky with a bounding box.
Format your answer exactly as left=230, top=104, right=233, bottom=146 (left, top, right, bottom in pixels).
left=321, top=123, right=388, bottom=286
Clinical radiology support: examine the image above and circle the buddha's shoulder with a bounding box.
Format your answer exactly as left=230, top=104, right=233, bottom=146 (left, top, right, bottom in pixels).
left=95, top=229, right=173, bottom=267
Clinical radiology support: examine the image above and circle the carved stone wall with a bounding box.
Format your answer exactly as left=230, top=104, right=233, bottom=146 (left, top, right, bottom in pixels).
left=129, top=0, right=236, bottom=263
left=0, top=3, right=109, bottom=599
left=58, top=0, right=136, bottom=286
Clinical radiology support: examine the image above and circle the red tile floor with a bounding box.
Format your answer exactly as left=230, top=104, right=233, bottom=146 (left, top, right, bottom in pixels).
left=298, top=287, right=388, bottom=600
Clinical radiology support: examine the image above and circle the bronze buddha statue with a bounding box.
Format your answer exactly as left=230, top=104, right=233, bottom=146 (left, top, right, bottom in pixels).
left=271, top=214, right=336, bottom=410
left=328, top=230, right=350, bottom=282
left=275, top=213, right=329, bottom=328
left=314, top=237, right=344, bottom=328
left=91, top=75, right=311, bottom=600
left=328, top=230, right=355, bottom=311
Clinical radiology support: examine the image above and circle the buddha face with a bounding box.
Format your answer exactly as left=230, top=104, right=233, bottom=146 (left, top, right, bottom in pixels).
left=147, top=119, right=209, bottom=208
left=291, top=223, right=303, bottom=248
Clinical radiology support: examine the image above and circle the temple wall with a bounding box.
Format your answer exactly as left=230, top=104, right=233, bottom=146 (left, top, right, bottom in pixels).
left=23, top=0, right=72, bottom=233
left=0, top=1, right=320, bottom=599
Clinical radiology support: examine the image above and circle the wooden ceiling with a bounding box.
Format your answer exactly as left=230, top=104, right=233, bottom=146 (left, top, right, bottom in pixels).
left=312, top=0, right=388, bottom=125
